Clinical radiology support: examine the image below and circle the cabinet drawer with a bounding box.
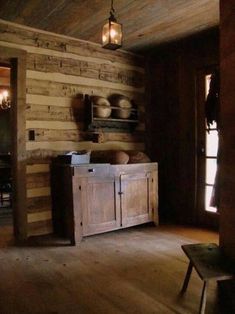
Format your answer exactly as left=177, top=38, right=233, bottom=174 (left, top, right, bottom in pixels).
left=73, top=164, right=110, bottom=177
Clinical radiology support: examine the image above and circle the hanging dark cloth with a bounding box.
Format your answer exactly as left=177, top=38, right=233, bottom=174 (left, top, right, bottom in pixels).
left=205, top=70, right=220, bottom=128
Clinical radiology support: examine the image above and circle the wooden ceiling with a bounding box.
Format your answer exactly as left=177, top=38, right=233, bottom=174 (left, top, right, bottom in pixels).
left=0, top=0, right=219, bottom=52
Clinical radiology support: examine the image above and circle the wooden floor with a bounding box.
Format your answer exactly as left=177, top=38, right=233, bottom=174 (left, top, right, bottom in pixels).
left=0, top=223, right=226, bottom=314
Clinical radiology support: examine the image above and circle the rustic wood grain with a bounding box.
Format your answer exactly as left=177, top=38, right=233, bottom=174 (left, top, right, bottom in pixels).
left=27, top=210, right=52, bottom=224
left=27, top=219, right=53, bottom=236
left=28, top=129, right=87, bottom=142
left=220, top=0, right=235, bottom=261
left=26, top=163, right=50, bottom=174
left=51, top=163, right=158, bottom=243
left=26, top=172, right=50, bottom=189
left=26, top=78, right=145, bottom=103
left=26, top=104, right=84, bottom=122
left=27, top=53, right=144, bottom=87
left=26, top=70, right=144, bottom=93
left=27, top=187, right=51, bottom=198
left=26, top=120, right=84, bottom=130
left=0, top=1, right=219, bottom=51
left=0, top=225, right=221, bottom=312
left=0, top=19, right=146, bottom=237
left=26, top=141, right=145, bottom=153
left=0, top=19, right=144, bottom=64
left=27, top=196, right=52, bottom=213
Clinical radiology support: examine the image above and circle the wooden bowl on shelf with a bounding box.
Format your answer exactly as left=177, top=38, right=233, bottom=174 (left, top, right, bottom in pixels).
left=111, top=95, right=132, bottom=119
left=92, top=96, right=112, bottom=118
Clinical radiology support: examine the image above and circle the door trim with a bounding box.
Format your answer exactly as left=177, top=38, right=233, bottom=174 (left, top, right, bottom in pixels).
left=0, top=46, right=27, bottom=241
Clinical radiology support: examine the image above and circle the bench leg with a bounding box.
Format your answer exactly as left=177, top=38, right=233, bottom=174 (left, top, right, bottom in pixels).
left=181, top=261, right=193, bottom=294
left=199, top=281, right=208, bottom=314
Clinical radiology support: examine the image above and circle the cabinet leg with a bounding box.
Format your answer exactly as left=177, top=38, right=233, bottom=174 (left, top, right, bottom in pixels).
left=181, top=261, right=193, bottom=294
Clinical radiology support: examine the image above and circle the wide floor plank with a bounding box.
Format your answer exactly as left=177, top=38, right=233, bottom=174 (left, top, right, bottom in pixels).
left=0, top=224, right=223, bottom=314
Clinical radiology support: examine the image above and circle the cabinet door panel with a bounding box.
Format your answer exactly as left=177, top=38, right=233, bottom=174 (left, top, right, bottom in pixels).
left=82, top=176, right=120, bottom=236
left=121, top=173, right=152, bottom=227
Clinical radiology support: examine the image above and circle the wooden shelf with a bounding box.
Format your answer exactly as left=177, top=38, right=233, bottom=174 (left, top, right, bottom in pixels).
left=85, top=94, right=139, bottom=132
left=93, top=117, right=138, bottom=123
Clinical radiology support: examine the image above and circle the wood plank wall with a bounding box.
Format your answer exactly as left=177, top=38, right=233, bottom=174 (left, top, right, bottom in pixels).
left=0, top=19, right=146, bottom=236
left=146, top=29, right=219, bottom=224
left=220, top=0, right=235, bottom=259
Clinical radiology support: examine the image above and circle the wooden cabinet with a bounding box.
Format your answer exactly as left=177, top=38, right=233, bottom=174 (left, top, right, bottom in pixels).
left=51, top=163, right=158, bottom=245
left=121, top=172, right=154, bottom=228
left=81, top=175, right=120, bottom=236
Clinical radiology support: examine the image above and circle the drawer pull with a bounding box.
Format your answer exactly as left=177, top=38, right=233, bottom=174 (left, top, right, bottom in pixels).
left=88, top=168, right=95, bottom=173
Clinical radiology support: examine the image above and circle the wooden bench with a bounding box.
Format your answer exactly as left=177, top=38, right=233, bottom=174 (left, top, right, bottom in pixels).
left=181, top=243, right=235, bottom=314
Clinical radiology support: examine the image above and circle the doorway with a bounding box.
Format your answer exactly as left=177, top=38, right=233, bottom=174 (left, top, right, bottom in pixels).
left=0, top=65, right=12, bottom=228
left=196, top=67, right=219, bottom=227
left=0, top=46, right=27, bottom=242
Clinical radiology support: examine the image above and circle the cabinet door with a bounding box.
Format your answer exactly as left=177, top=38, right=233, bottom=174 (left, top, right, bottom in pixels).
left=82, top=176, right=120, bottom=236
left=120, top=172, right=153, bottom=227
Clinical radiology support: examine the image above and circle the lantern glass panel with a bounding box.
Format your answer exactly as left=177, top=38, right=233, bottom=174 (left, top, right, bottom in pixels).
left=102, top=20, right=122, bottom=49
left=102, top=22, right=110, bottom=46
left=109, top=21, right=122, bottom=45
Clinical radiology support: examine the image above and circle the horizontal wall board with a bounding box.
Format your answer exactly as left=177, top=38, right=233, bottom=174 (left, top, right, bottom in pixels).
left=0, top=20, right=144, bottom=69
left=27, top=70, right=145, bottom=93
left=29, top=128, right=144, bottom=143
left=92, top=131, right=145, bottom=143
left=0, top=39, right=144, bottom=73
left=26, top=104, right=84, bottom=122
left=26, top=164, right=50, bottom=174
left=27, top=129, right=87, bottom=142
left=26, top=172, right=50, bottom=189
left=26, top=141, right=145, bottom=152
left=26, top=94, right=80, bottom=107
left=27, top=210, right=52, bottom=223
left=26, top=150, right=69, bottom=160
left=26, top=120, right=83, bottom=130
left=27, top=187, right=51, bottom=198
left=27, top=196, right=52, bottom=213
left=27, top=53, right=144, bottom=88
left=26, top=94, right=146, bottom=116
left=26, top=79, right=145, bottom=103
left=27, top=219, right=53, bottom=236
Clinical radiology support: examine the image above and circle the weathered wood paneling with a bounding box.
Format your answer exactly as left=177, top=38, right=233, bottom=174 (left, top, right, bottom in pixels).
left=26, top=163, right=50, bottom=174
left=146, top=29, right=219, bottom=224
left=26, top=79, right=145, bottom=102
left=26, top=141, right=145, bottom=154
left=219, top=0, right=235, bottom=261
left=26, top=104, right=84, bottom=122
left=27, top=53, right=144, bottom=87
left=0, top=20, right=146, bottom=236
left=26, top=172, right=50, bottom=189
left=27, top=211, right=52, bottom=224
left=0, top=1, right=219, bottom=51
left=27, top=220, right=53, bottom=236
left=0, top=20, right=144, bottom=66
left=27, top=195, right=51, bottom=213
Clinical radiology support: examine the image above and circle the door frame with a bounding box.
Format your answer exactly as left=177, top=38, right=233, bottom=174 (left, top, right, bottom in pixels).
left=195, top=66, right=219, bottom=228
left=0, top=46, right=27, bottom=241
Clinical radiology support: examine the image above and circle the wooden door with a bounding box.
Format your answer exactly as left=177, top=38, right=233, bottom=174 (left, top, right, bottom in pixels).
left=82, top=176, right=120, bottom=236
left=120, top=172, right=152, bottom=227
